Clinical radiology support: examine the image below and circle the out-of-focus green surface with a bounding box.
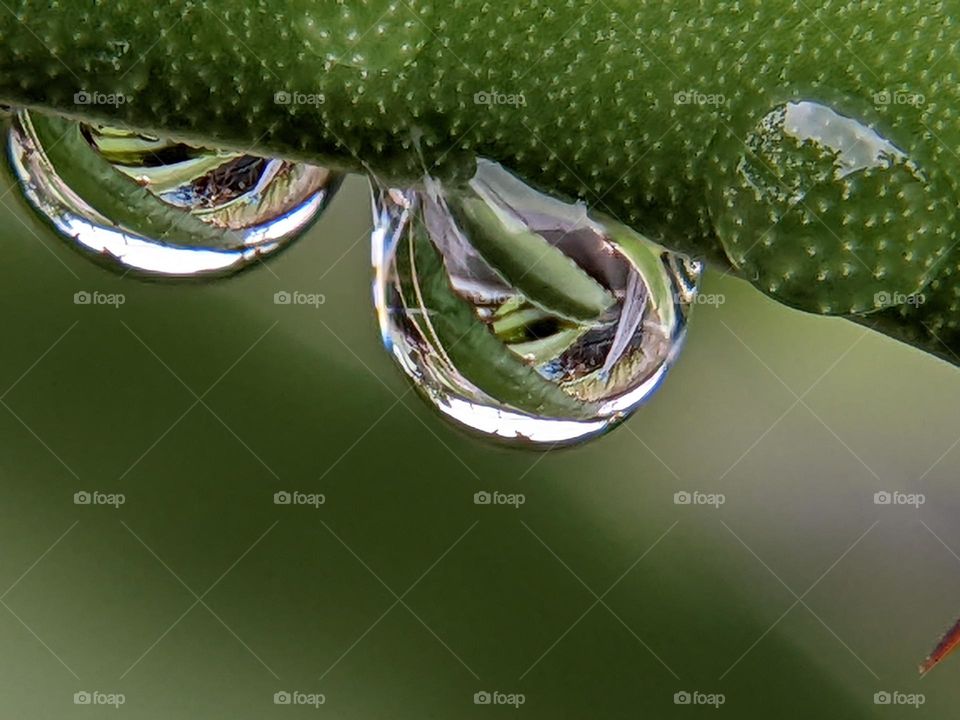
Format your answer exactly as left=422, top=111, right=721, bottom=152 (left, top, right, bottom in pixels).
left=1, top=167, right=959, bottom=718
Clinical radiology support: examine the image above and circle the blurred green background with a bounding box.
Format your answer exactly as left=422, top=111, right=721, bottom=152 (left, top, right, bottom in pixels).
left=1, top=161, right=959, bottom=718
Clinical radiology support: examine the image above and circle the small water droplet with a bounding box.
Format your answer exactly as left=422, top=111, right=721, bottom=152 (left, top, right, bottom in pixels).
left=372, top=160, right=701, bottom=447
left=709, top=100, right=949, bottom=314
left=7, top=110, right=343, bottom=277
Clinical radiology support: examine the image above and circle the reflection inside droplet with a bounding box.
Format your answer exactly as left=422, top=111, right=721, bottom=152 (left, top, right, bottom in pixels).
left=6, top=110, right=342, bottom=277
left=710, top=99, right=946, bottom=315
left=372, top=160, right=701, bottom=447
left=782, top=101, right=905, bottom=179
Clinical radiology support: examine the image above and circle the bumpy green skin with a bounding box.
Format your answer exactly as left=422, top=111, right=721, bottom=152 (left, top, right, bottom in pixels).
left=1, top=1, right=959, bottom=362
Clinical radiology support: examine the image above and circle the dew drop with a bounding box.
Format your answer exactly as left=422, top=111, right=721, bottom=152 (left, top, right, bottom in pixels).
left=6, top=110, right=343, bottom=278
left=372, top=160, right=701, bottom=447
left=709, top=100, right=950, bottom=315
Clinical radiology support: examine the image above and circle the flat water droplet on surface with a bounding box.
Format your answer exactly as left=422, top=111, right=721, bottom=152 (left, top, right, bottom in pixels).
left=6, top=110, right=343, bottom=278
left=371, top=160, right=701, bottom=447
left=709, top=100, right=950, bottom=315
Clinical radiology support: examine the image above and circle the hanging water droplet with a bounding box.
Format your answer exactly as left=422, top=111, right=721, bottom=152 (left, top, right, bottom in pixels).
left=708, top=100, right=951, bottom=314
left=6, top=110, right=343, bottom=277
left=372, top=160, right=701, bottom=447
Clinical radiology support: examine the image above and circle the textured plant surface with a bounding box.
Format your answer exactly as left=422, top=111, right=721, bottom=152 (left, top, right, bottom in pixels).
left=1, top=0, right=959, bottom=363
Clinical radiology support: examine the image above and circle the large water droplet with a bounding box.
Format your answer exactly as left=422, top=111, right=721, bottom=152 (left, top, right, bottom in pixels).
left=7, top=110, right=342, bottom=277
left=372, top=160, right=701, bottom=447
left=708, top=100, right=951, bottom=315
